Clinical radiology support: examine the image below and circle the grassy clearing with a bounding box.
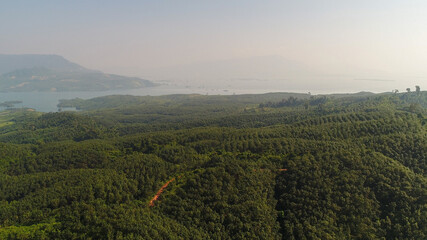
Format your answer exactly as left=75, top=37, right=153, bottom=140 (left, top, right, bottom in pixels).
left=0, top=109, right=40, bottom=128
left=0, top=111, right=15, bottom=127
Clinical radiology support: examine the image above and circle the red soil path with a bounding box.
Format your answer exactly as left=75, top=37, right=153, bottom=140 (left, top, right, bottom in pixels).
left=149, top=178, right=176, bottom=207
left=149, top=169, right=287, bottom=207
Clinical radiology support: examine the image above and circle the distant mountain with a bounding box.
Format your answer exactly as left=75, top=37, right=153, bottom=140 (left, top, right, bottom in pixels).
left=0, top=54, right=156, bottom=92
left=0, top=54, right=89, bottom=74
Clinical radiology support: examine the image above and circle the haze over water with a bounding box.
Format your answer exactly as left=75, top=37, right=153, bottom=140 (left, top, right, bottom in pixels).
left=1, top=1, right=426, bottom=94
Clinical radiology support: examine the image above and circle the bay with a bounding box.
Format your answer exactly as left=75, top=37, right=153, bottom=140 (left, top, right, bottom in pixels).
left=0, top=85, right=291, bottom=112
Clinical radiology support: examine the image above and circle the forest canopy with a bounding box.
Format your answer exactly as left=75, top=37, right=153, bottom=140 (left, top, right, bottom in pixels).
left=0, top=91, right=426, bottom=239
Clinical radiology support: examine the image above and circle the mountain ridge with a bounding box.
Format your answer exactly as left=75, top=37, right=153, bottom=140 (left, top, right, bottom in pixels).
left=0, top=54, right=156, bottom=92
left=0, top=54, right=90, bottom=74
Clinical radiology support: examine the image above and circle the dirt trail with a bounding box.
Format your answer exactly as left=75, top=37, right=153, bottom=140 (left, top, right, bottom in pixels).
left=149, top=169, right=287, bottom=207
left=149, top=178, right=176, bottom=207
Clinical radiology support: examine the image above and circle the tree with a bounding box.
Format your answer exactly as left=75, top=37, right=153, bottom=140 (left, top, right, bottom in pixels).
left=406, top=88, right=411, bottom=93
left=415, top=85, right=420, bottom=94
left=409, top=103, right=417, bottom=112
left=304, top=101, right=309, bottom=110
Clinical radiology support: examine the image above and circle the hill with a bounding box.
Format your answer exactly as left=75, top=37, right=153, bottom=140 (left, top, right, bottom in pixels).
left=0, top=91, right=425, bottom=239
left=0, top=54, right=89, bottom=74
left=0, top=54, right=156, bottom=92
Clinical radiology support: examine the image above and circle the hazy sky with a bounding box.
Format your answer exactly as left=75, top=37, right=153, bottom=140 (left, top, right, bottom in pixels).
left=1, top=0, right=426, bottom=92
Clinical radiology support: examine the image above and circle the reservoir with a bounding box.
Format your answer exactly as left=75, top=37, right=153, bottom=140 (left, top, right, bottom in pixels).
left=0, top=85, right=294, bottom=112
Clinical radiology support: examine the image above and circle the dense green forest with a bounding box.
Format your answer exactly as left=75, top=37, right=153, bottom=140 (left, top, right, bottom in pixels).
left=0, top=90, right=426, bottom=239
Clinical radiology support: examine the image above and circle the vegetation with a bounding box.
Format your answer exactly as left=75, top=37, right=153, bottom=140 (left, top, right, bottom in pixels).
left=0, top=90, right=426, bottom=239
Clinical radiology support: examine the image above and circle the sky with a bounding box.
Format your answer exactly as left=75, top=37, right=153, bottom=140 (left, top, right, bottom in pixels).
left=1, top=0, right=426, bottom=92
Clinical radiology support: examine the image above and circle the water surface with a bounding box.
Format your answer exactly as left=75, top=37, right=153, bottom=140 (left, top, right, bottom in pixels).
left=0, top=85, right=293, bottom=112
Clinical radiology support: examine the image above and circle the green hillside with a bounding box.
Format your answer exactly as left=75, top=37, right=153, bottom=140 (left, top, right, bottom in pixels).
left=0, top=91, right=426, bottom=239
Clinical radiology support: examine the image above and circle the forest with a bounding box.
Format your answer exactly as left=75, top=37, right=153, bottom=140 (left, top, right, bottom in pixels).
left=0, top=90, right=426, bottom=239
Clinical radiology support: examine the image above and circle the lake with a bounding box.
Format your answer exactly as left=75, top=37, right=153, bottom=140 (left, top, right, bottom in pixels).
left=0, top=85, right=296, bottom=112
